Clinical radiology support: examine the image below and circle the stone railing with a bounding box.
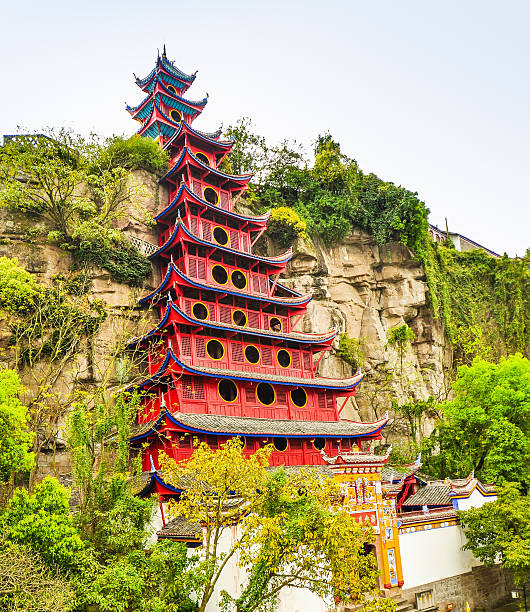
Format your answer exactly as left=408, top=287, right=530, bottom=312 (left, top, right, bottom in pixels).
left=129, top=235, right=158, bottom=257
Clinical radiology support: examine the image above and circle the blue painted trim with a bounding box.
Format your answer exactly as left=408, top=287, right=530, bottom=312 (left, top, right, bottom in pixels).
left=154, top=182, right=269, bottom=225
left=160, top=147, right=252, bottom=184
left=149, top=219, right=292, bottom=266
left=139, top=264, right=312, bottom=307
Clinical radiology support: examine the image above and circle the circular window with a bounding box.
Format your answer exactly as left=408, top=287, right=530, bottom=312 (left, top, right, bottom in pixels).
left=192, top=302, right=209, bottom=320
left=195, top=152, right=210, bottom=166
left=213, top=226, right=229, bottom=246
left=231, top=270, right=247, bottom=290
left=218, top=379, right=238, bottom=403
left=269, top=317, right=282, bottom=332
left=277, top=349, right=291, bottom=368
left=211, top=265, right=228, bottom=285
left=170, top=109, right=182, bottom=123
left=167, top=85, right=178, bottom=95
left=232, top=310, right=247, bottom=327
left=256, top=382, right=275, bottom=406
left=290, top=387, right=307, bottom=408
left=312, top=438, right=326, bottom=451
left=273, top=438, right=288, bottom=452
left=207, top=339, right=224, bottom=360
left=244, top=345, right=260, bottom=364
left=203, top=187, right=219, bottom=205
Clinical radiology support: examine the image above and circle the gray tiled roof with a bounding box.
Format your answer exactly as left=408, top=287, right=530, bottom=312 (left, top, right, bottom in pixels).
left=157, top=516, right=201, bottom=540
left=399, top=507, right=458, bottom=526
left=402, top=484, right=452, bottom=507
left=130, top=411, right=387, bottom=440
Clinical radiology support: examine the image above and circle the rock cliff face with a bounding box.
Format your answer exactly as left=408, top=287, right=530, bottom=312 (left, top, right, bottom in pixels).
left=0, top=173, right=452, bottom=480
left=279, top=230, right=452, bottom=437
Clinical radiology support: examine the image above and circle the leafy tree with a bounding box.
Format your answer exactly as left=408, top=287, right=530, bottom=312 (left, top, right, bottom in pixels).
left=338, top=332, right=365, bottom=372
left=0, top=368, right=34, bottom=485
left=264, top=206, right=306, bottom=249
left=94, top=134, right=169, bottom=175
left=422, top=354, right=530, bottom=485
left=1, top=476, right=86, bottom=571
left=460, top=483, right=530, bottom=584
left=161, top=438, right=391, bottom=612
left=386, top=324, right=415, bottom=375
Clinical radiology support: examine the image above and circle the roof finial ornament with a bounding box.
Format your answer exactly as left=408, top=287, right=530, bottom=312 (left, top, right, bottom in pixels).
left=163, top=44, right=167, bottom=57
left=415, top=452, right=422, bottom=465
left=160, top=392, right=167, bottom=409
left=149, top=454, right=156, bottom=472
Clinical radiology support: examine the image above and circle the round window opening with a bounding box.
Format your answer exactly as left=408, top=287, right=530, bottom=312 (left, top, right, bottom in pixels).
left=232, top=310, right=247, bottom=327
left=213, top=227, right=229, bottom=246
left=290, top=387, right=307, bottom=408
left=231, top=270, right=247, bottom=290
left=277, top=349, right=291, bottom=368
left=207, top=339, right=224, bottom=360
left=269, top=317, right=282, bottom=332
left=167, top=85, right=178, bottom=95
left=273, top=437, right=288, bottom=452
left=195, top=152, right=210, bottom=166
left=170, top=109, right=182, bottom=123
left=212, top=265, right=228, bottom=285
left=192, top=302, right=208, bottom=320
left=256, top=382, right=275, bottom=406
left=218, top=380, right=238, bottom=402
left=203, top=187, right=219, bottom=205
left=312, top=438, right=326, bottom=451
left=245, top=345, right=260, bottom=364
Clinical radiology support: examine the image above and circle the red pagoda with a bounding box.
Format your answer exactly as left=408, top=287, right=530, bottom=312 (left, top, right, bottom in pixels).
left=128, top=48, right=389, bottom=500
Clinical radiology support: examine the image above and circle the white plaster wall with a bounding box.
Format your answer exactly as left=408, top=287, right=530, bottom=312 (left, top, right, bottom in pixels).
left=453, top=489, right=496, bottom=511
left=400, top=526, right=480, bottom=589
left=278, top=586, right=330, bottom=612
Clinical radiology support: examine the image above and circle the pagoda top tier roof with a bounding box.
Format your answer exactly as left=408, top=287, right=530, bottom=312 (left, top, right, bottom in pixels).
left=129, top=409, right=387, bottom=443
left=155, top=183, right=269, bottom=227
left=148, top=218, right=292, bottom=267
left=126, top=84, right=208, bottom=119
left=160, top=147, right=253, bottom=185
left=135, top=348, right=364, bottom=392
left=139, top=263, right=312, bottom=308
left=128, top=302, right=337, bottom=348
left=135, top=49, right=197, bottom=92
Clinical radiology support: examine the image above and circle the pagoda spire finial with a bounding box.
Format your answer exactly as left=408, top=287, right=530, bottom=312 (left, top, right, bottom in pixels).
left=163, top=44, right=167, bottom=57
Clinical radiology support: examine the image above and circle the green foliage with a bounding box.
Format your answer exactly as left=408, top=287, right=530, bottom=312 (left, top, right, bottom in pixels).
left=95, top=135, right=169, bottom=175
left=265, top=206, right=307, bottom=249
left=338, top=333, right=365, bottom=371
left=422, top=354, right=530, bottom=485
left=0, top=256, right=41, bottom=313
left=386, top=324, right=415, bottom=374
left=460, top=483, right=530, bottom=584
left=0, top=368, right=34, bottom=481
left=1, top=476, right=86, bottom=571
left=75, top=238, right=152, bottom=286
left=0, top=131, right=154, bottom=287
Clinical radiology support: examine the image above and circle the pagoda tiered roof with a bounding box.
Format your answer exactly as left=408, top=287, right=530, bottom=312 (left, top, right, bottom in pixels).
left=127, top=86, right=207, bottom=124
left=129, top=302, right=337, bottom=348
left=149, top=218, right=292, bottom=267
left=160, top=147, right=252, bottom=187
left=138, top=99, right=201, bottom=141
left=139, top=263, right=312, bottom=307
left=155, top=183, right=270, bottom=227
left=129, top=409, right=388, bottom=443
left=135, top=50, right=197, bottom=94
left=135, top=348, right=364, bottom=391
left=162, top=120, right=233, bottom=154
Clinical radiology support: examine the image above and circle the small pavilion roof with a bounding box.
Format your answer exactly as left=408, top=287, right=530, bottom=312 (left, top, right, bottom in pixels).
left=139, top=263, right=312, bottom=308
left=154, top=182, right=269, bottom=227
left=399, top=507, right=458, bottom=527
left=160, top=147, right=253, bottom=185
left=157, top=516, right=202, bottom=541
left=321, top=445, right=392, bottom=466
left=128, top=302, right=337, bottom=348
left=402, top=474, right=496, bottom=508
left=134, top=348, right=364, bottom=392
left=381, top=456, right=422, bottom=483
left=148, top=218, right=292, bottom=267
left=129, top=409, right=387, bottom=443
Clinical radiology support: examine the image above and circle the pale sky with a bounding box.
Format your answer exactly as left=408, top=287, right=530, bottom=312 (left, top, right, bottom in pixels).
left=2, top=0, right=528, bottom=256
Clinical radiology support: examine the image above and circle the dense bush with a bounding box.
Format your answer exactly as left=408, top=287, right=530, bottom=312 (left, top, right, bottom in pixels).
left=96, top=135, right=169, bottom=175
left=0, top=256, right=42, bottom=313
left=265, top=206, right=307, bottom=248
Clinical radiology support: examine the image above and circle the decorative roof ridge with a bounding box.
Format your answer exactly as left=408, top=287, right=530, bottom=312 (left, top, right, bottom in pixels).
left=157, top=80, right=208, bottom=108
left=154, top=182, right=269, bottom=224
left=398, top=507, right=458, bottom=526
left=159, top=54, right=196, bottom=82
left=148, top=217, right=292, bottom=264
left=159, top=146, right=253, bottom=183
left=139, top=263, right=313, bottom=306
left=321, top=441, right=391, bottom=465
left=130, top=408, right=387, bottom=442
left=129, top=301, right=337, bottom=347
left=163, top=351, right=364, bottom=390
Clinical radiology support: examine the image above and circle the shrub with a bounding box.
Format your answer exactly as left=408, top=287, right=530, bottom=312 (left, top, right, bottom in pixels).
left=265, top=206, right=307, bottom=248
left=337, top=333, right=364, bottom=371
left=0, top=257, right=41, bottom=313
left=99, top=135, right=169, bottom=175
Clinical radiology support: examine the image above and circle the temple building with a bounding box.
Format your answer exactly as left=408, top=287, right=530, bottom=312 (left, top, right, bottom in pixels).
left=126, top=49, right=506, bottom=609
